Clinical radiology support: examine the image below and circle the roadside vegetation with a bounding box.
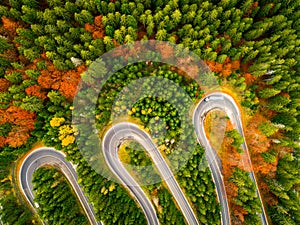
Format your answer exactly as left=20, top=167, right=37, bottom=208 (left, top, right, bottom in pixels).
left=0, top=193, right=34, bottom=224
left=0, top=1, right=299, bottom=225
left=229, top=168, right=262, bottom=225
left=119, top=141, right=186, bottom=225
left=32, top=167, right=88, bottom=225
left=206, top=114, right=263, bottom=223
left=122, top=141, right=220, bottom=225
left=204, top=110, right=229, bottom=154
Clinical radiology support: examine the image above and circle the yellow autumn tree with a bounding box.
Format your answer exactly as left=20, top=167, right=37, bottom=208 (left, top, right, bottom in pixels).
left=50, top=117, right=65, bottom=127
left=50, top=117, right=76, bottom=147
left=58, top=125, right=76, bottom=146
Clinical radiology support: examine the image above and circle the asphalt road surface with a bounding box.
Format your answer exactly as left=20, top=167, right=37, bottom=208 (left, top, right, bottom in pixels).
left=19, top=147, right=101, bottom=225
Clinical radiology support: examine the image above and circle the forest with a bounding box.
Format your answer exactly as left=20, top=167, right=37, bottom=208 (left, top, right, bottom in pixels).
left=0, top=0, right=299, bottom=225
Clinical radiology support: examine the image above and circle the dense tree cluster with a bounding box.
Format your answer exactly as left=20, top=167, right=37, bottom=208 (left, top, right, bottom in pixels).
left=157, top=187, right=186, bottom=224
left=0, top=0, right=299, bottom=225
left=0, top=193, right=34, bottom=225
left=75, top=159, right=147, bottom=224
left=122, top=142, right=220, bottom=224
left=267, top=154, right=300, bottom=225
left=32, top=167, right=88, bottom=225
left=229, top=168, right=262, bottom=224
left=226, top=129, right=244, bottom=152
left=213, top=119, right=265, bottom=223
left=177, top=145, right=221, bottom=224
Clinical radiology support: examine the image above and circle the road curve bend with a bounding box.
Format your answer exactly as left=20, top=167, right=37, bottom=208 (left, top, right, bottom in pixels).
left=18, top=92, right=268, bottom=225
left=18, top=147, right=101, bottom=225
left=193, top=92, right=268, bottom=225
left=102, top=122, right=199, bottom=225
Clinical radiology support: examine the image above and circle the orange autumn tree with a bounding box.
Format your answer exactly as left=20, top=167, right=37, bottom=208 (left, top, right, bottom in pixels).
left=205, top=57, right=240, bottom=77
left=1, top=16, right=26, bottom=63
left=210, top=119, right=241, bottom=214
left=0, top=106, right=35, bottom=148
left=218, top=118, right=261, bottom=223
left=0, top=136, right=6, bottom=148
left=221, top=120, right=244, bottom=172
left=38, top=62, right=86, bottom=100
left=6, top=127, right=30, bottom=148
left=245, top=113, right=270, bottom=154
left=1, top=16, right=21, bottom=36
left=233, top=205, right=249, bottom=223
left=37, top=63, right=61, bottom=89
left=244, top=73, right=256, bottom=85
left=84, top=15, right=105, bottom=39
left=0, top=78, right=10, bottom=91
left=25, top=85, right=47, bottom=100
left=59, top=66, right=85, bottom=100
left=244, top=113, right=278, bottom=175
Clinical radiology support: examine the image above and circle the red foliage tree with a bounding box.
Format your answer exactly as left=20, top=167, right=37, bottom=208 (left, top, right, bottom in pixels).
left=5, top=106, right=35, bottom=129
left=84, top=23, right=96, bottom=33
left=252, top=154, right=277, bottom=175
left=245, top=112, right=278, bottom=179
left=38, top=64, right=61, bottom=89
left=244, top=73, right=256, bottom=85
left=59, top=71, right=80, bottom=100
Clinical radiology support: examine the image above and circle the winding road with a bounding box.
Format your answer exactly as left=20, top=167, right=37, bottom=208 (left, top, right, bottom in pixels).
left=18, top=92, right=268, bottom=225
left=194, top=92, right=268, bottom=225
left=18, top=147, right=101, bottom=225
left=193, top=95, right=230, bottom=225
left=102, top=123, right=199, bottom=225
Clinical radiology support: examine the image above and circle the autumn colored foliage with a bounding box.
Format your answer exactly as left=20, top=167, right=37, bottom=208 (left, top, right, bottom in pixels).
left=212, top=112, right=276, bottom=223
left=38, top=63, right=86, bottom=100
left=0, top=106, right=35, bottom=147
left=25, top=85, right=47, bottom=100
left=245, top=113, right=277, bottom=172
left=219, top=121, right=247, bottom=222
left=243, top=73, right=256, bottom=85
left=84, top=15, right=105, bottom=39
left=6, top=126, right=31, bottom=148
left=205, top=114, right=248, bottom=221
left=0, top=136, right=5, bottom=147
left=205, top=57, right=240, bottom=77
left=244, top=2, right=259, bottom=17
left=0, top=1, right=298, bottom=224
left=0, top=78, right=10, bottom=92
left=245, top=113, right=270, bottom=154
left=1, top=17, right=21, bottom=36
